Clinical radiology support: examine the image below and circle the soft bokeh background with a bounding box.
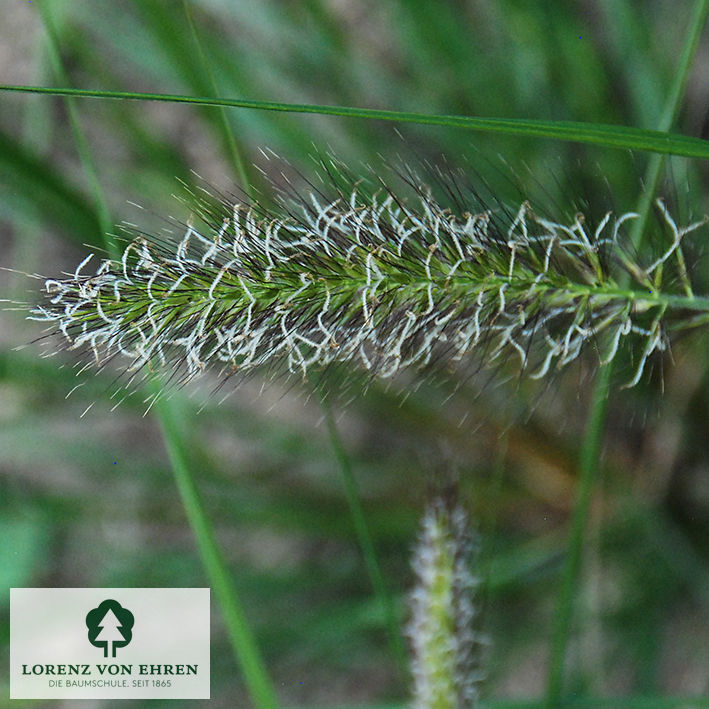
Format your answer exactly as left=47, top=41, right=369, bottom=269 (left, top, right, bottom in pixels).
left=1, top=1, right=709, bottom=707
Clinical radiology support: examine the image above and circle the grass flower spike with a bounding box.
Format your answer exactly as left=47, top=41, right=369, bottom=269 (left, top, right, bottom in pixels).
left=407, top=494, right=485, bottom=708
left=28, top=163, right=709, bottom=395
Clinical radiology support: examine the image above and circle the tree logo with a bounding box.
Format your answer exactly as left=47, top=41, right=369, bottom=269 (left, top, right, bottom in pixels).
left=85, top=599, right=134, bottom=657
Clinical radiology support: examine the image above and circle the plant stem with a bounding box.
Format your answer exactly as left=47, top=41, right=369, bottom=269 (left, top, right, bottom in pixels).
left=155, top=395, right=280, bottom=709
left=182, top=0, right=253, bottom=198
left=628, top=0, right=709, bottom=253
left=544, top=363, right=610, bottom=706
left=319, top=395, right=409, bottom=680
left=37, top=5, right=279, bottom=706
left=544, top=0, right=709, bottom=705
left=183, top=9, right=404, bottom=679
left=37, top=2, right=114, bottom=252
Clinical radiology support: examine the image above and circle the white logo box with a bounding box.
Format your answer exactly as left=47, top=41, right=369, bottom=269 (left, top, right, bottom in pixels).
left=10, top=588, right=210, bottom=699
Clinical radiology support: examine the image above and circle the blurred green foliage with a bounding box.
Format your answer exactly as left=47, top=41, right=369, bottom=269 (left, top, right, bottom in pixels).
left=1, top=1, right=709, bottom=707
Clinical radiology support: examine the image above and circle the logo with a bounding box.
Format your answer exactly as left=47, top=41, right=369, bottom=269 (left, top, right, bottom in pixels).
left=10, top=588, right=210, bottom=699
left=86, top=599, right=134, bottom=657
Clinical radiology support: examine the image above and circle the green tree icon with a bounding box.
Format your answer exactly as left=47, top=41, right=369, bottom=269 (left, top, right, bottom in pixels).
left=86, top=599, right=134, bottom=657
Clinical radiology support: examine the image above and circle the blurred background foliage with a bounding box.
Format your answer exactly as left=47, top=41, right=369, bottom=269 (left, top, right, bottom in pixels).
left=1, top=0, right=709, bottom=707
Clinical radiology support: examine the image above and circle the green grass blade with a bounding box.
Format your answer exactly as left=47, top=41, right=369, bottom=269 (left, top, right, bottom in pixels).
left=2, top=83, right=709, bottom=158
left=595, top=0, right=665, bottom=128
left=155, top=395, right=280, bottom=709
left=127, top=0, right=254, bottom=194
left=544, top=1, right=709, bottom=706
left=37, top=2, right=115, bottom=250
left=185, top=0, right=408, bottom=674
left=628, top=0, right=709, bottom=251
left=0, top=129, right=102, bottom=247
left=320, top=397, right=409, bottom=681
left=181, top=0, right=253, bottom=196
left=544, top=364, right=611, bottom=706
left=34, top=6, right=280, bottom=706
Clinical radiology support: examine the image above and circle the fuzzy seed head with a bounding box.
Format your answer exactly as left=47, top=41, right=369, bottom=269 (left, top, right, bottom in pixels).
left=27, top=173, right=709, bottom=396
left=407, top=497, right=485, bottom=708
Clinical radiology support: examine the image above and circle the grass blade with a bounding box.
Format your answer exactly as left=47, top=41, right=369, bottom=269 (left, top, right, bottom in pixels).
left=2, top=83, right=709, bottom=159
left=37, top=2, right=114, bottom=247
left=320, top=397, right=408, bottom=681
left=155, top=395, right=280, bottom=709
left=35, top=5, right=280, bottom=705
left=544, top=363, right=611, bottom=706
left=0, top=129, right=102, bottom=247
left=544, top=0, right=709, bottom=705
